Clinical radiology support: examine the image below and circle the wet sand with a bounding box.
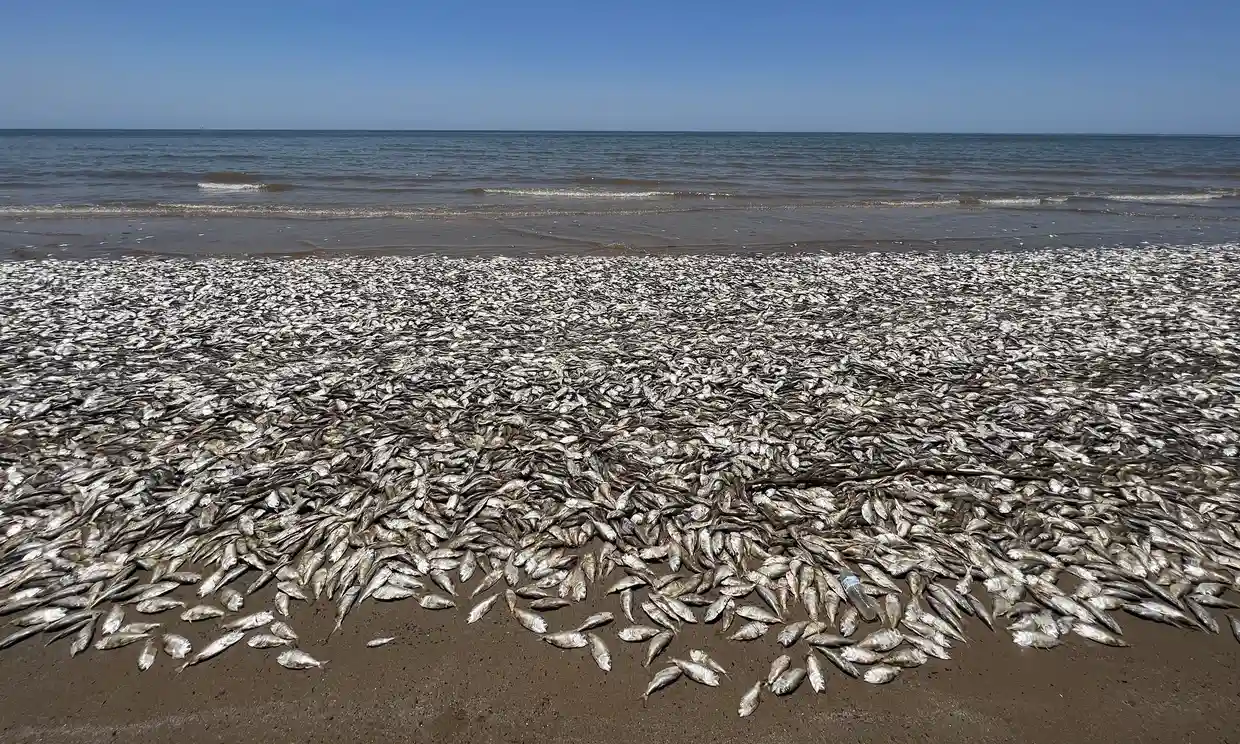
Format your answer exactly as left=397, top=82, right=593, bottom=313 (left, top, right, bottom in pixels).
left=3, top=595, right=1239, bottom=744
left=2, top=201, right=1235, bottom=259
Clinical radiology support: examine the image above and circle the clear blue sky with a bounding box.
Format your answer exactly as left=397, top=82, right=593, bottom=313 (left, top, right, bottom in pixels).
left=2, top=0, right=1237, bottom=133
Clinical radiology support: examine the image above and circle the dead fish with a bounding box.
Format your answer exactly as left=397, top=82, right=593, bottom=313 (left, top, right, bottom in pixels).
left=704, top=595, right=732, bottom=623
left=224, top=611, right=274, bottom=631
left=247, top=633, right=290, bottom=649
left=94, top=632, right=149, bottom=651
left=1230, top=615, right=1240, bottom=644
left=543, top=631, right=589, bottom=649
left=0, top=626, right=43, bottom=650
left=181, top=630, right=244, bottom=669
left=180, top=605, right=225, bottom=622
left=270, top=622, right=298, bottom=641
left=858, top=628, right=903, bottom=652
left=689, top=649, right=726, bottom=677
left=529, top=597, right=572, bottom=611
left=366, top=636, right=397, bottom=648
left=101, top=605, right=124, bottom=635
left=841, top=646, right=885, bottom=665
left=770, top=667, right=807, bottom=696
left=838, top=607, right=860, bottom=637
left=806, top=653, right=827, bottom=692
left=729, top=621, right=769, bottom=641
left=818, top=648, right=861, bottom=678
left=372, top=585, right=417, bottom=602
left=587, top=633, right=611, bottom=671
left=904, top=633, right=952, bottom=660
left=69, top=623, right=94, bottom=656
left=674, top=658, right=721, bottom=687
left=739, top=681, right=763, bottom=717
left=883, top=647, right=929, bottom=668
left=135, top=598, right=184, bottom=614
left=137, top=638, right=157, bottom=670
left=607, top=575, right=647, bottom=594
left=643, top=665, right=682, bottom=701
left=513, top=608, right=548, bottom=634
left=1072, top=623, right=1128, bottom=647
left=467, top=594, right=499, bottom=624
left=777, top=620, right=809, bottom=647
left=575, top=612, right=615, bottom=632
left=277, top=649, right=327, bottom=670
left=618, top=625, right=661, bottom=642
left=1123, top=600, right=1195, bottom=628
left=219, top=588, right=244, bottom=612
left=736, top=605, right=782, bottom=624
left=645, top=629, right=674, bottom=666
left=162, top=634, right=192, bottom=659
left=863, top=664, right=900, bottom=684
left=766, top=654, right=792, bottom=687
left=804, top=632, right=853, bottom=648
left=420, top=594, right=456, bottom=610
left=13, top=607, right=67, bottom=626
left=1012, top=630, right=1061, bottom=649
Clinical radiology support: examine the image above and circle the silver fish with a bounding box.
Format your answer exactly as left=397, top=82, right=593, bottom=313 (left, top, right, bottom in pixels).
left=270, top=622, right=298, bottom=641
left=247, top=633, right=290, bottom=649
left=101, top=605, right=124, bottom=635
left=513, top=608, right=548, bottom=634
left=587, top=633, right=612, bottom=671
left=543, top=631, right=589, bottom=649
left=181, top=630, right=245, bottom=669
left=674, top=658, right=721, bottom=687
left=180, top=605, right=225, bottom=622
left=739, top=681, right=762, bottom=717
left=806, top=653, right=827, bottom=692
left=94, top=632, right=149, bottom=650
left=769, top=667, right=807, bottom=696
left=277, top=649, right=327, bottom=670
left=366, top=636, right=397, bottom=648
left=467, top=594, right=500, bottom=624
left=162, top=634, right=192, bottom=659
left=863, top=664, right=900, bottom=684
left=689, top=649, right=726, bottom=677
left=419, top=594, right=456, bottom=610
left=137, top=638, right=157, bottom=670
left=224, top=611, right=275, bottom=631
left=858, top=628, right=903, bottom=652
left=729, top=621, right=769, bottom=641
left=767, top=654, right=792, bottom=687
left=135, top=598, right=184, bottom=614
left=645, top=630, right=674, bottom=666
left=643, top=665, right=682, bottom=700
left=618, top=625, right=662, bottom=642
left=575, top=612, right=615, bottom=632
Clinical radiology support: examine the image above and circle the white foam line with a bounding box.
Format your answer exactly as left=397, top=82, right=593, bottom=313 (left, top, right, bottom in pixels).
left=1105, top=193, right=1224, bottom=203
left=198, top=182, right=266, bottom=192
left=481, top=188, right=672, bottom=199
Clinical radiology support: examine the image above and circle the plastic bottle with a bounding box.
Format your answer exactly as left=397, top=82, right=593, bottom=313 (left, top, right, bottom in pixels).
left=838, top=569, right=878, bottom=622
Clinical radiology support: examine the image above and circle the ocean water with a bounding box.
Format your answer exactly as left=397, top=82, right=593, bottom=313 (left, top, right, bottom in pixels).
left=1, top=131, right=1238, bottom=257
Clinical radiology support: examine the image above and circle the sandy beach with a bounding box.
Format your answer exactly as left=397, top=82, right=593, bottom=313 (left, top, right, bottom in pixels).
left=2, top=246, right=1239, bottom=744
left=4, top=595, right=1240, bottom=744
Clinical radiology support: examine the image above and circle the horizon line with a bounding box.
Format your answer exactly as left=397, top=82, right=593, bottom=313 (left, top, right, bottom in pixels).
left=1, top=127, right=1238, bottom=137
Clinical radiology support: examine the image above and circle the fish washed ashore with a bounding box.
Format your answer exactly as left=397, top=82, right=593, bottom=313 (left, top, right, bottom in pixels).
left=2, top=245, right=1240, bottom=742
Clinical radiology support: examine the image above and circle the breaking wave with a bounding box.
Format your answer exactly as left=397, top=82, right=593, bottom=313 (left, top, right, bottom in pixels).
left=466, top=187, right=731, bottom=199
left=197, top=171, right=294, bottom=192
left=1104, top=192, right=1231, bottom=203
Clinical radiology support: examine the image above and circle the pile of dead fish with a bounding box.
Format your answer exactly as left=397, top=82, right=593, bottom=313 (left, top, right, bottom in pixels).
left=1, top=244, right=1238, bottom=715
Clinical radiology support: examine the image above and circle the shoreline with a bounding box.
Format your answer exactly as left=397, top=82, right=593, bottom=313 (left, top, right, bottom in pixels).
left=3, top=202, right=1238, bottom=259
